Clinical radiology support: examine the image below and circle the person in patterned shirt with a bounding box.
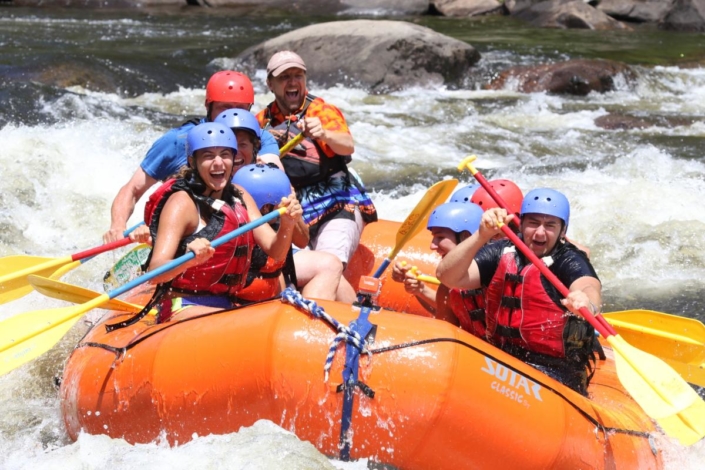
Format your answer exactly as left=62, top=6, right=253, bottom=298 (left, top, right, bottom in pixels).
left=256, top=50, right=377, bottom=303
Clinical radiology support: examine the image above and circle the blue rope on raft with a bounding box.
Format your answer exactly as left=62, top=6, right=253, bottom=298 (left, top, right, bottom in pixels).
left=280, top=287, right=371, bottom=382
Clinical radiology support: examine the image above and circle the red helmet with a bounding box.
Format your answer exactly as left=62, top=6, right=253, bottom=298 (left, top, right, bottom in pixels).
left=470, top=179, right=523, bottom=216
left=205, top=71, right=255, bottom=106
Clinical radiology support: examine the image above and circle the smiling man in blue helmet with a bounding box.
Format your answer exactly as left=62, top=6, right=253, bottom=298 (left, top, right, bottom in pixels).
left=437, top=188, right=601, bottom=395
left=104, top=71, right=282, bottom=244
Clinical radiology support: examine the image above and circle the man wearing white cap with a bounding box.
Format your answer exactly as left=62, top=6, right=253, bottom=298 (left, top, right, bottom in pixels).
left=256, top=50, right=378, bottom=303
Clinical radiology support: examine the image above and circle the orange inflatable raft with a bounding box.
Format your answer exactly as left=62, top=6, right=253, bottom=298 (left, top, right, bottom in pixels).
left=60, top=220, right=664, bottom=469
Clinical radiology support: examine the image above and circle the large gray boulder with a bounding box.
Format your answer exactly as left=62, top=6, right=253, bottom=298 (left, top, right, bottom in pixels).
left=596, top=0, right=675, bottom=23
left=486, top=59, right=636, bottom=95
left=660, top=0, right=705, bottom=31
left=511, top=0, right=631, bottom=29
left=431, top=0, right=504, bottom=16
left=229, top=20, right=481, bottom=93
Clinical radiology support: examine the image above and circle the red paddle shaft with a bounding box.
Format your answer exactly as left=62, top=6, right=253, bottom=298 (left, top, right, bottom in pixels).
left=72, top=237, right=132, bottom=261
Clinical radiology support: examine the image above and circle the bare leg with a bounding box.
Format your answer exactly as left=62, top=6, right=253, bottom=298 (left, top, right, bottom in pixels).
left=336, top=270, right=357, bottom=303
left=294, top=250, right=342, bottom=301
left=308, top=210, right=364, bottom=304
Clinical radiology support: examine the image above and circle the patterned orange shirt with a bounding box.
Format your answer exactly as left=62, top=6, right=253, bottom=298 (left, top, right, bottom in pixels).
left=256, top=94, right=350, bottom=157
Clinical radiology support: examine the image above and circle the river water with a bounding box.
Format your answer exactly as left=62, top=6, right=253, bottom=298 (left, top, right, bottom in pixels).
left=1, top=6, right=704, bottom=469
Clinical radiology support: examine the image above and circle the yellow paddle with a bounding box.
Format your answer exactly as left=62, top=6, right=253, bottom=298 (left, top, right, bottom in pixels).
left=0, top=221, right=144, bottom=305
left=372, top=179, right=458, bottom=278
left=28, top=275, right=144, bottom=313
left=604, top=309, right=705, bottom=388
left=0, top=208, right=286, bottom=378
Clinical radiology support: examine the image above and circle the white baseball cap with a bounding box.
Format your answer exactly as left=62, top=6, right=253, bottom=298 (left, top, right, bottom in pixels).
left=267, top=51, right=307, bottom=77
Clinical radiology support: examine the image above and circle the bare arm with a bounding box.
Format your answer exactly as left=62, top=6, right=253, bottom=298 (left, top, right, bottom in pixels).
left=437, top=208, right=513, bottom=290
left=561, top=276, right=602, bottom=316
left=299, top=116, right=354, bottom=156
left=292, top=217, right=310, bottom=248
left=146, top=191, right=202, bottom=284
left=104, top=167, right=157, bottom=243
left=391, top=261, right=437, bottom=315
left=238, top=187, right=303, bottom=262
left=434, top=284, right=460, bottom=326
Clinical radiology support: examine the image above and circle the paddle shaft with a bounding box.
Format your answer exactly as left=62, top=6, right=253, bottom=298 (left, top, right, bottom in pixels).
left=416, top=274, right=441, bottom=285
left=0, top=237, right=132, bottom=285
left=373, top=179, right=458, bottom=278
left=107, top=208, right=285, bottom=300
left=79, top=220, right=144, bottom=264
left=278, top=133, right=305, bottom=157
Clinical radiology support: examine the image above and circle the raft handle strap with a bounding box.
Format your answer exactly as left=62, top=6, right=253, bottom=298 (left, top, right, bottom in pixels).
left=105, top=283, right=170, bottom=332
left=280, top=287, right=376, bottom=462
left=280, top=287, right=371, bottom=381
left=336, top=380, right=375, bottom=399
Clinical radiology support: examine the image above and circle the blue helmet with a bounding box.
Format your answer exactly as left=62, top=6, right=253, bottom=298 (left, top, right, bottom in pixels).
left=427, top=202, right=483, bottom=235
left=520, top=188, right=570, bottom=228
left=213, top=109, right=262, bottom=139
left=450, top=184, right=480, bottom=204
left=232, top=164, right=291, bottom=209
left=187, top=122, right=237, bottom=156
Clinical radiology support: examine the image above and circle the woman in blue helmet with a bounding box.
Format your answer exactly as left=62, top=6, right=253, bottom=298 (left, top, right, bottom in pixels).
left=232, top=163, right=307, bottom=302
left=392, top=202, right=485, bottom=333
left=222, top=121, right=346, bottom=302
left=131, top=122, right=303, bottom=320
left=214, top=108, right=270, bottom=169
left=437, top=188, right=601, bottom=395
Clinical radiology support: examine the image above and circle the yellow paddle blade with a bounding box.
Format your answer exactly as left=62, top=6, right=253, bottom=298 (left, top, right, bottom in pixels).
left=605, top=310, right=705, bottom=388
left=0, top=294, right=110, bottom=375
left=0, top=311, right=80, bottom=376
left=654, top=399, right=705, bottom=447
left=605, top=309, right=705, bottom=344
left=29, top=275, right=144, bottom=313
left=607, top=335, right=705, bottom=445
left=0, top=255, right=69, bottom=305
left=388, top=179, right=458, bottom=260
left=0, top=255, right=54, bottom=277
left=0, top=295, right=108, bottom=377
left=49, top=260, right=82, bottom=280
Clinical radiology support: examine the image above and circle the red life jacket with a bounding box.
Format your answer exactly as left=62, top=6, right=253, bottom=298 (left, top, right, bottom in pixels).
left=448, top=287, right=486, bottom=339
left=263, top=94, right=349, bottom=190
left=144, top=178, right=254, bottom=296
left=484, top=247, right=568, bottom=358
